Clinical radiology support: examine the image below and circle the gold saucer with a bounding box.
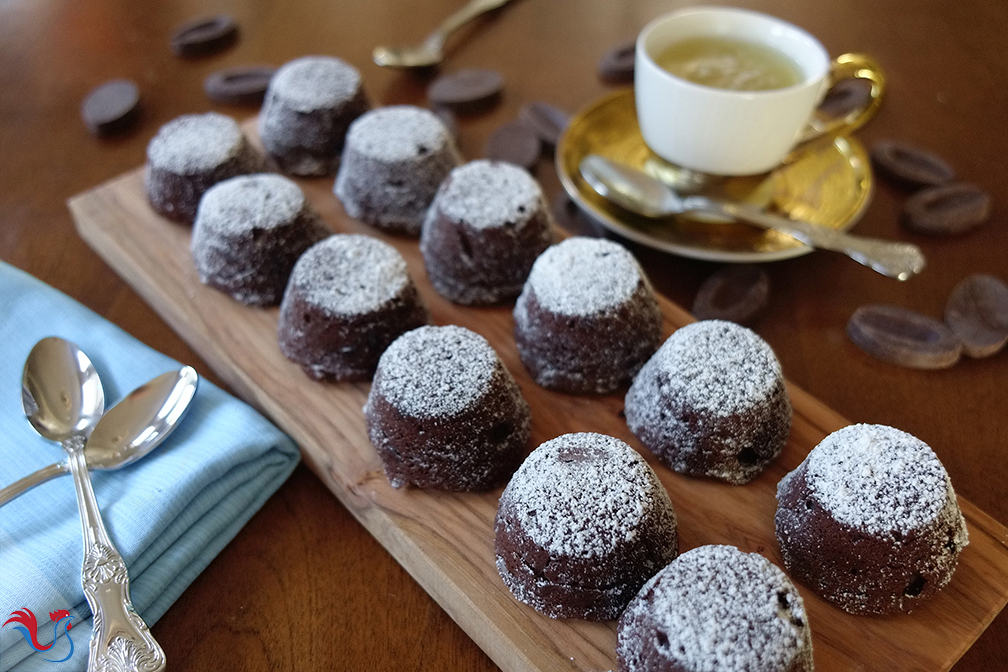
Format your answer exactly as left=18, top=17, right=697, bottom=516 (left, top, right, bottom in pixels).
left=556, top=89, right=873, bottom=262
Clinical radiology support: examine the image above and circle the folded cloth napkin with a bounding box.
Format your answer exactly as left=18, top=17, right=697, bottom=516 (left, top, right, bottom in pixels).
left=0, top=262, right=300, bottom=671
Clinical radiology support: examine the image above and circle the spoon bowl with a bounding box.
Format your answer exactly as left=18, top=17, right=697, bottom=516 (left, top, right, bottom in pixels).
left=22, top=336, right=105, bottom=442
left=1, top=366, right=199, bottom=506
left=373, top=44, right=442, bottom=69
left=86, top=366, right=199, bottom=469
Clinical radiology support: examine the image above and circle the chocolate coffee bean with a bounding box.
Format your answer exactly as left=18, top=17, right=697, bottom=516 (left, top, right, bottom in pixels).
left=847, top=304, right=962, bottom=369
left=80, top=79, right=141, bottom=136
left=170, top=15, right=239, bottom=58
left=871, top=140, right=954, bottom=189
left=427, top=69, right=504, bottom=112
left=692, top=265, right=770, bottom=326
left=903, top=183, right=992, bottom=236
left=944, top=274, right=1008, bottom=358
left=518, top=102, right=570, bottom=147
left=204, top=66, right=276, bottom=105
left=484, top=121, right=541, bottom=169
left=598, top=40, right=636, bottom=84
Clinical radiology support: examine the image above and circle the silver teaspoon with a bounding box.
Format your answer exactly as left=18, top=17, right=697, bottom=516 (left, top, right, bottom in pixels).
left=373, top=0, right=517, bottom=68
left=1, top=366, right=198, bottom=507
left=580, top=154, right=926, bottom=281
left=22, top=337, right=166, bottom=672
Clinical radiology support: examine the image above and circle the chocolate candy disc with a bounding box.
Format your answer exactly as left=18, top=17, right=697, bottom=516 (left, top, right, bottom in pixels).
left=170, top=15, right=239, bottom=58
left=847, top=304, right=962, bottom=369
left=598, top=39, right=636, bottom=84
left=80, top=79, right=141, bottom=136
left=427, top=69, right=504, bottom=112
left=204, top=66, right=276, bottom=105
left=692, top=265, right=771, bottom=326
left=817, top=79, right=872, bottom=119
left=944, top=274, right=1008, bottom=358
left=518, top=102, right=570, bottom=147
left=871, top=140, right=954, bottom=189
left=484, top=121, right=541, bottom=169
left=903, top=183, right=992, bottom=236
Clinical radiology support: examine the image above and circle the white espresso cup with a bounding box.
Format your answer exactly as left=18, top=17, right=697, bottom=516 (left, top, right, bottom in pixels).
left=635, top=6, right=883, bottom=176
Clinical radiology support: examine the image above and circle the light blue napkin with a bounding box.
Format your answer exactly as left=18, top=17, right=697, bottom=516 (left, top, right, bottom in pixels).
left=0, top=262, right=300, bottom=671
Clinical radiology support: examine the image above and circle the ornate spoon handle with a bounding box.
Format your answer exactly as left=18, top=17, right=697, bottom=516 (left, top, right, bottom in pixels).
left=712, top=200, right=927, bottom=281
left=65, top=439, right=166, bottom=672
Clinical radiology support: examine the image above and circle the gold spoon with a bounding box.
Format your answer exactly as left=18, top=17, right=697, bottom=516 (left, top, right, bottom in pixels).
left=580, top=154, right=926, bottom=281
left=373, top=0, right=517, bottom=68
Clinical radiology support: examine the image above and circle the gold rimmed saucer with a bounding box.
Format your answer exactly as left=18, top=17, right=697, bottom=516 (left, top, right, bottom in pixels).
left=556, top=89, right=873, bottom=262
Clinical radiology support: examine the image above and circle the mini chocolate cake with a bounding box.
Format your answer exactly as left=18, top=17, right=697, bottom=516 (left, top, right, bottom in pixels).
left=145, top=112, right=262, bottom=223
left=495, top=432, right=678, bottom=620
left=277, top=234, right=428, bottom=381
left=333, top=105, right=462, bottom=236
left=258, top=56, right=370, bottom=176
left=512, top=237, right=662, bottom=394
left=617, top=545, right=813, bottom=672
left=775, top=423, right=969, bottom=615
left=625, top=320, right=792, bottom=484
left=364, top=325, right=531, bottom=491
left=191, top=173, right=329, bottom=306
left=420, top=160, right=553, bottom=305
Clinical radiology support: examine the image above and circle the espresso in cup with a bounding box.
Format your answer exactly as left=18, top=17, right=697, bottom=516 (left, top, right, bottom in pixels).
left=635, top=7, right=883, bottom=176
left=654, top=36, right=804, bottom=92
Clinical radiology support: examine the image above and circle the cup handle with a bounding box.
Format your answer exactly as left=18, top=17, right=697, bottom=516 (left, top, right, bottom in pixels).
left=796, top=52, right=886, bottom=145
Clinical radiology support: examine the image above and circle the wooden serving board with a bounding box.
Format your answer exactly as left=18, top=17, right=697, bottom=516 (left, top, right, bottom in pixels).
left=70, top=161, right=1008, bottom=672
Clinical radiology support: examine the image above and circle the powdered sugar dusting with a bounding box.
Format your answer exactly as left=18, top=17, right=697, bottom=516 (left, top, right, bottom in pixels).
left=435, top=160, right=543, bottom=230
left=504, top=433, right=672, bottom=557
left=197, top=174, right=305, bottom=234
left=269, top=56, right=363, bottom=112
left=526, top=237, right=643, bottom=316
left=647, top=320, right=782, bottom=416
left=374, top=325, right=498, bottom=418
left=289, top=234, right=409, bottom=316
left=147, top=112, right=244, bottom=174
left=619, top=545, right=811, bottom=672
left=624, top=320, right=790, bottom=484
left=807, top=424, right=951, bottom=534
left=344, top=106, right=451, bottom=163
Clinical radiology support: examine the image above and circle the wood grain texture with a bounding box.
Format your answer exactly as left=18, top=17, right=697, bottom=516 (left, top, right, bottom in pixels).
left=71, top=162, right=1008, bottom=672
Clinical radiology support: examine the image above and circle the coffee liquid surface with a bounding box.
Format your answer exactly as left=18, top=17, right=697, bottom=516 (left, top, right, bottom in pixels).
left=655, top=36, right=804, bottom=91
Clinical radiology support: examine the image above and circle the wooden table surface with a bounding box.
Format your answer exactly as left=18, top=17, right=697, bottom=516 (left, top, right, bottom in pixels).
left=2, top=0, right=1005, bottom=670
